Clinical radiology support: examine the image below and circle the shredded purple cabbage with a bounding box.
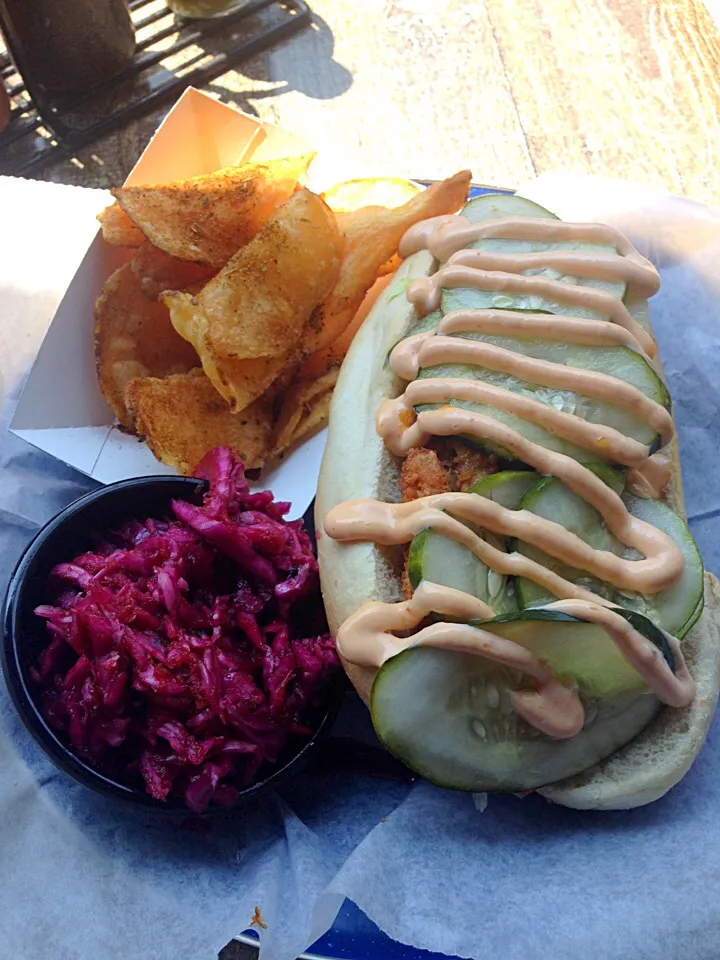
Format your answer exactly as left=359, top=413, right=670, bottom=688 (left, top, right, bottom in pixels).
left=33, top=448, right=338, bottom=812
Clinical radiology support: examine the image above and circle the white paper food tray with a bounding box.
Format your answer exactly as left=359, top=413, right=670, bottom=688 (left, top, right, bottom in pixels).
left=10, top=88, right=323, bottom=514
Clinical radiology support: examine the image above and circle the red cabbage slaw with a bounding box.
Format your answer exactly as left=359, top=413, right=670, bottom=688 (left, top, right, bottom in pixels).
left=32, top=448, right=339, bottom=812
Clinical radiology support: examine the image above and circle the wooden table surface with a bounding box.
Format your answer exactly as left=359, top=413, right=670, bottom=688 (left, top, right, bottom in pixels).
left=38, top=0, right=720, bottom=209
left=29, top=1, right=720, bottom=956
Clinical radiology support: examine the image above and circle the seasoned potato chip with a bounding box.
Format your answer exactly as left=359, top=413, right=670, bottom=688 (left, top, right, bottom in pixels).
left=131, top=242, right=216, bottom=301
left=272, top=369, right=339, bottom=455
left=321, top=177, right=421, bottom=213
left=113, top=154, right=315, bottom=267
left=285, top=389, right=335, bottom=450
left=97, top=202, right=145, bottom=247
left=305, top=169, right=471, bottom=355
left=94, top=263, right=198, bottom=429
left=377, top=252, right=403, bottom=277
left=161, top=284, right=294, bottom=412
left=300, top=274, right=393, bottom=381
left=97, top=164, right=472, bottom=472
left=126, top=369, right=272, bottom=474
left=273, top=274, right=392, bottom=449
left=166, top=189, right=342, bottom=361
left=163, top=189, right=342, bottom=412
left=211, top=355, right=291, bottom=415
left=321, top=179, right=422, bottom=276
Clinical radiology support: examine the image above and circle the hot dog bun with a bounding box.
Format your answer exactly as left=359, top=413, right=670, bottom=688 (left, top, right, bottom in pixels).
left=316, top=248, right=720, bottom=810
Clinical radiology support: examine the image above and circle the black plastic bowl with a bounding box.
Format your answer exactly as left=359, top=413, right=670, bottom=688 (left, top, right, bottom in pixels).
left=1, top=476, right=343, bottom=813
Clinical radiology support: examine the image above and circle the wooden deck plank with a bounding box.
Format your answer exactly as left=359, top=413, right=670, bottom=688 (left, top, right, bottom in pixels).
left=220, top=0, right=536, bottom=188
left=37, top=0, right=536, bottom=190
left=36, top=0, right=720, bottom=207
left=484, top=0, right=720, bottom=204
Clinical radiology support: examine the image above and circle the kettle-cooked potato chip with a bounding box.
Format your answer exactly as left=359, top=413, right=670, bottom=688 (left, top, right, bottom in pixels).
left=162, top=291, right=299, bottom=414
left=213, top=354, right=292, bottom=415
left=97, top=202, right=145, bottom=247
left=163, top=189, right=342, bottom=411
left=94, top=263, right=198, bottom=429
left=321, top=177, right=421, bottom=213
left=126, top=369, right=273, bottom=474
left=284, top=388, right=334, bottom=451
left=321, top=178, right=425, bottom=278
left=113, top=154, right=315, bottom=267
left=305, top=169, right=471, bottom=355
left=94, top=160, right=474, bottom=474
left=131, top=242, right=216, bottom=301
left=272, top=368, right=338, bottom=455
left=272, top=274, right=392, bottom=452
left=300, top=273, right=393, bottom=382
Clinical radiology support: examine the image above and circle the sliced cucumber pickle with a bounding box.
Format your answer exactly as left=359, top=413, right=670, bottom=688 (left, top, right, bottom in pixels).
left=371, top=609, right=670, bottom=793
left=387, top=309, right=443, bottom=370
left=415, top=302, right=669, bottom=459
left=461, top=193, right=558, bottom=224
left=415, top=330, right=668, bottom=460
left=411, top=308, right=443, bottom=336
left=406, top=472, right=536, bottom=615
left=441, top=235, right=625, bottom=320
left=441, top=260, right=622, bottom=321
left=468, top=470, right=538, bottom=507
left=515, top=477, right=704, bottom=639
left=446, top=193, right=630, bottom=322
left=581, top=462, right=626, bottom=495
left=407, top=529, right=514, bottom=613
left=431, top=332, right=669, bottom=413
left=625, top=295, right=652, bottom=335
left=415, top=385, right=664, bottom=465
